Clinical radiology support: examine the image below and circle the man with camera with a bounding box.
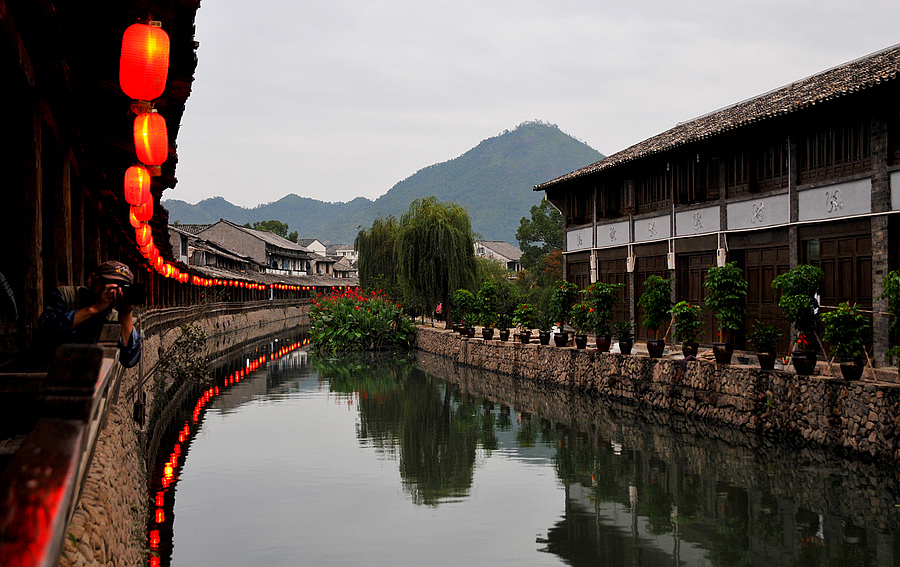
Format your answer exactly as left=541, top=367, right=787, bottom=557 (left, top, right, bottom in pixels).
left=38, top=261, right=144, bottom=368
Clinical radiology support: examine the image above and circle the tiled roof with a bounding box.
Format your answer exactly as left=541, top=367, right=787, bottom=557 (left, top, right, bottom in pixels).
left=536, top=43, right=900, bottom=190
left=217, top=219, right=313, bottom=254
left=175, top=223, right=211, bottom=234
left=478, top=240, right=522, bottom=261
left=325, top=244, right=353, bottom=254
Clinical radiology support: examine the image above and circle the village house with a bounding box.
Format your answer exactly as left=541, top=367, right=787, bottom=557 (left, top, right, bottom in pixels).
left=168, top=225, right=262, bottom=274
left=326, top=243, right=358, bottom=262
left=197, top=220, right=318, bottom=276
left=475, top=241, right=523, bottom=272
left=536, top=44, right=900, bottom=362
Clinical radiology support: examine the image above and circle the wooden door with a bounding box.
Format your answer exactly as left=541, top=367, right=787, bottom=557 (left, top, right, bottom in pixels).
left=597, top=258, right=630, bottom=324
left=816, top=236, right=872, bottom=311
left=567, top=260, right=591, bottom=291
left=676, top=252, right=718, bottom=345
left=744, top=246, right=791, bottom=353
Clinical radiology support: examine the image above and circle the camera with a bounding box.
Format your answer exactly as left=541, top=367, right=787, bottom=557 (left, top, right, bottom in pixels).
left=120, top=283, right=147, bottom=306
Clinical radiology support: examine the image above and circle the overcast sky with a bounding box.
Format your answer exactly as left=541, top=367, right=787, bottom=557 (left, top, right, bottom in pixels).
left=171, top=0, right=900, bottom=207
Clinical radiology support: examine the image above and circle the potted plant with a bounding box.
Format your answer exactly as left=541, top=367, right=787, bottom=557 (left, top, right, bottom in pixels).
left=549, top=280, right=579, bottom=347
left=512, top=303, right=537, bottom=344
left=451, top=289, right=477, bottom=337
left=568, top=301, right=593, bottom=349
left=475, top=281, right=502, bottom=340
left=670, top=301, right=703, bottom=359
left=497, top=312, right=512, bottom=342
left=772, top=265, right=823, bottom=375
left=537, top=312, right=554, bottom=345
left=821, top=302, right=871, bottom=380
left=703, top=261, right=748, bottom=364
left=586, top=281, right=624, bottom=353
left=495, top=281, right=518, bottom=342
left=638, top=275, right=673, bottom=358
left=748, top=321, right=783, bottom=371
left=615, top=320, right=634, bottom=355
left=879, top=270, right=900, bottom=366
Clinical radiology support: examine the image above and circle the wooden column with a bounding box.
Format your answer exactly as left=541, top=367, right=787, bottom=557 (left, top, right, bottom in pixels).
left=53, top=150, right=73, bottom=286
left=70, top=156, right=84, bottom=284
left=24, top=97, right=43, bottom=344
left=870, top=116, right=891, bottom=365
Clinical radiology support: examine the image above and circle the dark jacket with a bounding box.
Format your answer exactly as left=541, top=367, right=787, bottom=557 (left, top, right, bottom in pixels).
left=37, top=286, right=142, bottom=368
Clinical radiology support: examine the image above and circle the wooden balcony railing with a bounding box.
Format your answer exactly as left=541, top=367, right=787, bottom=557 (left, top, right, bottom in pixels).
left=0, top=328, right=124, bottom=567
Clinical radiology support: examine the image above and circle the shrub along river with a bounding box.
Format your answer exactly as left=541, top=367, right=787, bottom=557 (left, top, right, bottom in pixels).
left=148, top=334, right=900, bottom=567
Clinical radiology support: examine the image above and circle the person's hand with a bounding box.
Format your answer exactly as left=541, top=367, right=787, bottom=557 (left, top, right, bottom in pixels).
left=93, top=283, right=120, bottom=313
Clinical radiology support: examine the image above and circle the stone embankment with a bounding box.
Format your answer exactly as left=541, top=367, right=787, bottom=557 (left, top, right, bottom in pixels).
left=415, top=326, right=900, bottom=461
left=415, top=350, right=900, bottom=534
left=59, top=305, right=307, bottom=567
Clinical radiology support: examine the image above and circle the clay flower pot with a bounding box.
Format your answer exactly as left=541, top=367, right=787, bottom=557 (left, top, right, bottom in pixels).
left=757, top=351, right=776, bottom=371
left=595, top=335, right=612, bottom=353
left=791, top=350, right=817, bottom=375
left=574, top=334, right=588, bottom=349
left=647, top=339, right=665, bottom=358
left=554, top=331, right=570, bottom=347
left=712, top=342, right=734, bottom=364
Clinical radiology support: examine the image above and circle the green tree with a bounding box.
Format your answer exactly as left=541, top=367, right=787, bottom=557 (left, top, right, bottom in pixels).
left=355, top=216, right=401, bottom=300
left=516, top=199, right=563, bottom=271
left=246, top=219, right=290, bottom=238
left=475, top=256, right=510, bottom=286
left=287, top=230, right=298, bottom=243
left=397, top=197, right=477, bottom=326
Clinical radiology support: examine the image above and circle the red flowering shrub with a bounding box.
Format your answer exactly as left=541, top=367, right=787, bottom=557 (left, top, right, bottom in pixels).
left=309, top=288, right=414, bottom=352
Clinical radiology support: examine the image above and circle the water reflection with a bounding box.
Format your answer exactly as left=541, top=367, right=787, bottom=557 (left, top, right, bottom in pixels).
left=415, top=351, right=900, bottom=567
left=313, top=355, right=480, bottom=505
left=151, top=343, right=900, bottom=567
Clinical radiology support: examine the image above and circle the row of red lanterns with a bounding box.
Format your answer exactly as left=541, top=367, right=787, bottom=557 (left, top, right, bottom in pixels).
left=120, top=20, right=173, bottom=281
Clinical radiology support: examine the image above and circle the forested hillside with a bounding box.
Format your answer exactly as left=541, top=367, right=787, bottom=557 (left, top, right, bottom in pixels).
left=163, top=121, right=603, bottom=245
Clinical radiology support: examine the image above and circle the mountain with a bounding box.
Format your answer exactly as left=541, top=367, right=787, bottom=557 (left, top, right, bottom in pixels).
left=163, top=121, right=604, bottom=245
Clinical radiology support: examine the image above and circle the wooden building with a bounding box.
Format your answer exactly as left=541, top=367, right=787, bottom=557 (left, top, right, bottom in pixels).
left=475, top=240, right=523, bottom=272
left=536, top=45, right=900, bottom=362
left=0, top=0, right=201, bottom=361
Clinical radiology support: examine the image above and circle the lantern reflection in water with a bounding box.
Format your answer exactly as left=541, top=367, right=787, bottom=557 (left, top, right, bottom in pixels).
left=148, top=336, right=307, bottom=564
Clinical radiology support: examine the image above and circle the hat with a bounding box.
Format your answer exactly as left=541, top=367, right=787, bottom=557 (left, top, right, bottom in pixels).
left=95, top=261, right=134, bottom=285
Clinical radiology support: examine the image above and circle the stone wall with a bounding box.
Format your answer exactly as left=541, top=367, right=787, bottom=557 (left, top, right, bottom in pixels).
left=58, top=304, right=308, bottom=567
left=415, top=350, right=900, bottom=535
left=415, top=327, right=900, bottom=461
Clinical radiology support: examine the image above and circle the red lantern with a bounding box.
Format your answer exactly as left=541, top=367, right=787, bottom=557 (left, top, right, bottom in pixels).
left=119, top=22, right=170, bottom=101
left=128, top=208, right=143, bottom=228
left=134, top=112, right=168, bottom=165
left=136, top=223, right=152, bottom=247
left=131, top=198, right=153, bottom=222
left=124, top=165, right=151, bottom=205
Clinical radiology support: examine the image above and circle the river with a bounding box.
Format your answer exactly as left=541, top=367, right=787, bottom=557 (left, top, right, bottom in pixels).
left=148, top=336, right=900, bottom=566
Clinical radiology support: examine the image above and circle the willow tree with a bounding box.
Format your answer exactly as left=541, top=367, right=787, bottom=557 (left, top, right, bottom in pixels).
left=397, top=197, right=477, bottom=325
left=355, top=216, right=400, bottom=299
